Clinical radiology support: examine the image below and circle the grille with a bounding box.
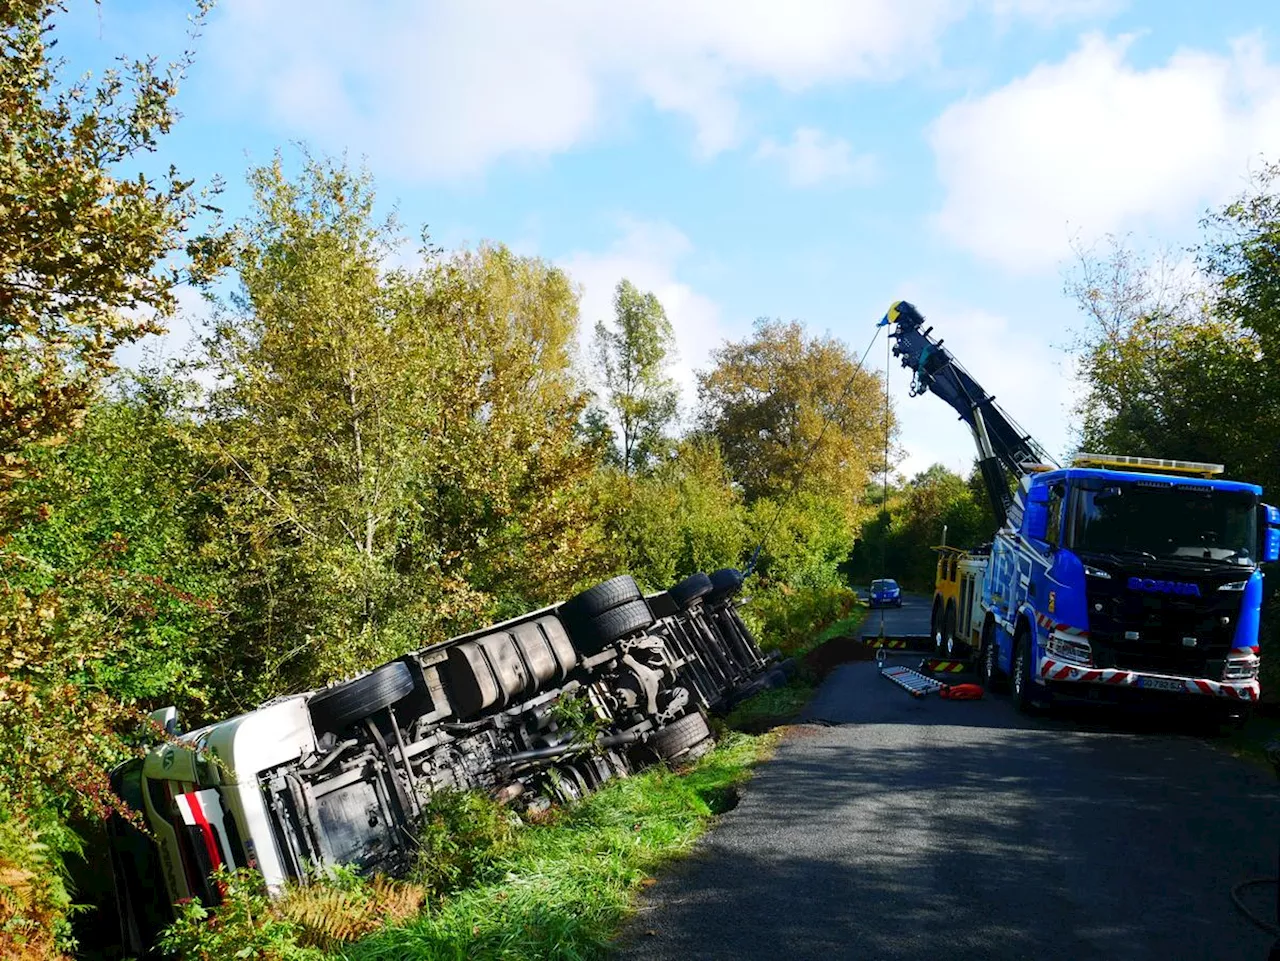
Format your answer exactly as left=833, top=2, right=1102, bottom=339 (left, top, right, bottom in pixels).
left=1084, top=572, right=1239, bottom=678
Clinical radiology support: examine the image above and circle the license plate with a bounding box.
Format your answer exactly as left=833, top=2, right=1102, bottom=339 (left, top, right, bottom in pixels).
left=1140, top=676, right=1185, bottom=693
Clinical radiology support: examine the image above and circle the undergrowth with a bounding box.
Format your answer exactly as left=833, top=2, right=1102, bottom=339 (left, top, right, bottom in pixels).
left=339, top=732, right=775, bottom=961
left=722, top=679, right=816, bottom=733
left=743, top=584, right=861, bottom=657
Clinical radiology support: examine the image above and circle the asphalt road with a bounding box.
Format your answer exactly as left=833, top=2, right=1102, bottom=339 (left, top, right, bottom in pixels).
left=617, top=594, right=1280, bottom=961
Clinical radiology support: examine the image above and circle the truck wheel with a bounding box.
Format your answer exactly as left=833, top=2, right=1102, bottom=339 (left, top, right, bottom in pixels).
left=1013, top=625, right=1037, bottom=714
left=565, top=598, right=654, bottom=655
left=652, top=711, right=713, bottom=762
left=669, top=572, right=714, bottom=609
left=308, top=661, right=415, bottom=734
left=981, top=620, right=1008, bottom=693
left=707, top=568, right=745, bottom=604
left=560, top=575, right=643, bottom=622
left=943, top=604, right=957, bottom=657
left=931, top=598, right=944, bottom=653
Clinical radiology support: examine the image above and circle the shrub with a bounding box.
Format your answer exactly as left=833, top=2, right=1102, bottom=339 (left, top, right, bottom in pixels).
left=0, top=813, right=75, bottom=961
left=158, top=869, right=318, bottom=961
left=158, top=866, right=425, bottom=961
left=409, top=790, right=518, bottom=896
left=744, top=583, right=860, bottom=656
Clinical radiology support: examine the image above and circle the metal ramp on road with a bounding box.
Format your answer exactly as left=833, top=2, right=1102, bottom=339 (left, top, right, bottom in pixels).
left=879, top=661, right=948, bottom=697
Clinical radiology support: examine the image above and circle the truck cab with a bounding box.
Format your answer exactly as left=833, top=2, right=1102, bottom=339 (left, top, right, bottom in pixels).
left=979, top=454, right=1280, bottom=711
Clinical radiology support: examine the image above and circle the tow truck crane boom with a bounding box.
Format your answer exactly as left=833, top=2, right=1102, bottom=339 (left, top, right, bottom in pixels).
left=884, top=300, right=1057, bottom=528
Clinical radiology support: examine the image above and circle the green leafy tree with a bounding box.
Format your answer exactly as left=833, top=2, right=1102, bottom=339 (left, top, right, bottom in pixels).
left=1065, top=235, right=1267, bottom=473
left=847, top=464, right=991, bottom=589
left=595, top=438, right=749, bottom=590
left=203, top=157, right=605, bottom=698
left=698, top=318, right=893, bottom=515
left=0, top=0, right=215, bottom=489
left=421, top=242, right=607, bottom=616
left=591, top=280, right=679, bottom=475
left=0, top=5, right=211, bottom=930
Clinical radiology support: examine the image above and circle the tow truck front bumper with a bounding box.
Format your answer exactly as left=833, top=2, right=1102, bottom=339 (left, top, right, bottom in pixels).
left=1037, top=656, right=1259, bottom=703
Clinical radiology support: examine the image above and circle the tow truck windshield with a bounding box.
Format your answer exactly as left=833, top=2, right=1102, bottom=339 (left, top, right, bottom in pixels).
left=1067, top=481, right=1257, bottom=566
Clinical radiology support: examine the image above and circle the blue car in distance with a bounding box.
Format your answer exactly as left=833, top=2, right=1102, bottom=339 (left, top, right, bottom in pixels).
left=870, top=578, right=902, bottom=608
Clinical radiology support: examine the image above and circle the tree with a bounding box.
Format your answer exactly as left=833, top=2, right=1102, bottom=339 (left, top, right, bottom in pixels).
left=203, top=157, right=606, bottom=698
left=0, top=0, right=213, bottom=491
left=1064, top=235, right=1266, bottom=472
left=847, top=464, right=990, bottom=589
left=591, top=280, right=679, bottom=475
left=0, top=4, right=213, bottom=949
left=594, top=438, right=749, bottom=591
left=698, top=318, right=893, bottom=513
left=422, top=243, right=607, bottom=616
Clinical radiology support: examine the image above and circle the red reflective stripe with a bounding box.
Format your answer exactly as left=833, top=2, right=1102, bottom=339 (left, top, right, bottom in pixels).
left=1106, top=672, right=1128, bottom=685
left=1054, top=666, right=1073, bottom=680
left=1194, top=680, right=1214, bottom=696
left=1082, top=670, right=1102, bottom=682
left=183, top=792, right=223, bottom=871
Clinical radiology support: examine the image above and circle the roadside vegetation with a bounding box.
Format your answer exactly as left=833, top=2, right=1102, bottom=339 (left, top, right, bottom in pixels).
left=0, top=6, right=886, bottom=956
left=152, top=730, right=779, bottom=961
left=7, top=3, right=1280, bottom=958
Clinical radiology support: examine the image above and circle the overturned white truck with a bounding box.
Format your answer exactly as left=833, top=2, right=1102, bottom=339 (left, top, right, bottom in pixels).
left=107, top=568, right=779, bottom=952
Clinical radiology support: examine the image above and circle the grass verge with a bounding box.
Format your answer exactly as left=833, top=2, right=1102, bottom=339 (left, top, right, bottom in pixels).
left=722, top=680, right=815, bottom=733
left=338, top=731, right=778, bottom=961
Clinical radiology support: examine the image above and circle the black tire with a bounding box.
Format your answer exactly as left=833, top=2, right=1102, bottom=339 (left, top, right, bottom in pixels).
left=560, top=575, right=643, bottom=623
left=309, top=661, right=415, bottom=734
left=895, top=599, right=903, bottom=608
left=669, top=572, right=714, bottom=609
left=567, top=598, right=654, bottom=654
left=931, top=598, right=944, bottom=653
left=707, top=568, right=745, bottom=603
left=1013, top=624, right=1037, bottom=714
left=980, top=619, right=1007, bottom=693
left=943, top=604, right=957, bottom=657
left=652, top=711, right=713, bottom=761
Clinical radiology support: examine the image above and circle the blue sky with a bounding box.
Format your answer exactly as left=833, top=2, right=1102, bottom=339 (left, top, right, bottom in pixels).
left=62, top=0, right=1280, bottom=478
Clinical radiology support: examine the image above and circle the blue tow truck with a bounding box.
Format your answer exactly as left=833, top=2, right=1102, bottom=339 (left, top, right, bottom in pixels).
left=884, top=300, right=1280, bottom=716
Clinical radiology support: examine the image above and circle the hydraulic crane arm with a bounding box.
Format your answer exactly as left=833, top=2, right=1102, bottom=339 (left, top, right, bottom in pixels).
left=883, top=300, right=1057, bottom=528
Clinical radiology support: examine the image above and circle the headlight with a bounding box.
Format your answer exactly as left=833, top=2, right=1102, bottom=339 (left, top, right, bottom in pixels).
left=1218, top=581, right=1249, bottom=592
left=1046, top=634, right=1093, bottom=666
left=1223, top=654, right=1260, bottom=681
left=1083, top=565, right=1111, bottom=579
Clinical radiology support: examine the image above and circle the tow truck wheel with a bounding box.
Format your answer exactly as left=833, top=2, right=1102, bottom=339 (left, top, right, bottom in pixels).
left=931, top=599, right=944, bottom=653
left=980, top=622, right=1008, bottom=693
left=1013, top=626, right=1037, bottom=714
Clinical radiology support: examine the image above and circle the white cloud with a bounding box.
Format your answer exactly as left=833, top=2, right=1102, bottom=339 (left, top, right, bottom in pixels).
left=930, top=34, right=1280, bottom=272
left=757, top=127, right=877, bottom=187
left=559, top=220, right=731, bottom=420
left=206, top=0, right=1109, bottom=180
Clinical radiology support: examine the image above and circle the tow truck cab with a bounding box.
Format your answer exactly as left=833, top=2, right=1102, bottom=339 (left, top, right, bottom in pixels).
left=982, top=454, right=1280, bottom=705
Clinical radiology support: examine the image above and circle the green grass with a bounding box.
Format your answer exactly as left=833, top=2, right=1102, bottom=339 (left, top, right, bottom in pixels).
left=338, top=732, right=776, bottom=961
left=722, top=679, right=816, bottom=733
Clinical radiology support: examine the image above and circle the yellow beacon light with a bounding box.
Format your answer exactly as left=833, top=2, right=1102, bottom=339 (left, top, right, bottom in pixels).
left=1072, top=453, right=1224, bottom=478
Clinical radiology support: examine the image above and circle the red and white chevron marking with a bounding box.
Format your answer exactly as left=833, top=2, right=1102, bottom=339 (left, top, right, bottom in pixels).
left=1038, top=656, right=1258, bottom=701
left=1034, top=612, right=1089, bottom=638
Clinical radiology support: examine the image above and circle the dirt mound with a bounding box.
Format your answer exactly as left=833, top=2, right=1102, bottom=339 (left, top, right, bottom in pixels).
left=801, top=634, right=878, bottom=678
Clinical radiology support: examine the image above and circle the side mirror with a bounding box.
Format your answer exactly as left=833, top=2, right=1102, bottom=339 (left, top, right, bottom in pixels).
left=1023, top=503, right=1049, bottom=541
left=1262, top=504, right=1280, bottom=563
left=149, top=705, right=181, bottom=737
